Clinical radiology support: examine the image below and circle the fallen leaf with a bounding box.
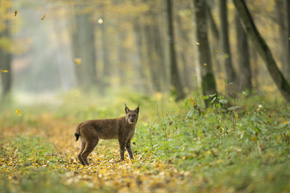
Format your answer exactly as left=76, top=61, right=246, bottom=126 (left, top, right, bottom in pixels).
left=15, top=10, right=18, bottom=16
left=41, top=14, right=46, bottom=20
left=1, top=70, right=8, bottom=73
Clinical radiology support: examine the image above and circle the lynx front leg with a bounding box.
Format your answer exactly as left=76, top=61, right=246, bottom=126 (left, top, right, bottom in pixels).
left=118, top=140, right=126, bottom=161
left=126, top=140, right=134, bottom=160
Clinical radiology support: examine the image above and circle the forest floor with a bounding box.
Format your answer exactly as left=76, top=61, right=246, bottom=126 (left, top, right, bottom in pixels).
left=0, top=90, right=290, bottom=193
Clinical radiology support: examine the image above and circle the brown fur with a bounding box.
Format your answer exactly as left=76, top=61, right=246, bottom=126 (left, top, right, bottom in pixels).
left=75, top=105, right=139, bottom=165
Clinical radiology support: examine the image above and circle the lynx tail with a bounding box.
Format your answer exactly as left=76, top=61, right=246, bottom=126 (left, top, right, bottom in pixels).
left=75, top=124, right=81, bottom=141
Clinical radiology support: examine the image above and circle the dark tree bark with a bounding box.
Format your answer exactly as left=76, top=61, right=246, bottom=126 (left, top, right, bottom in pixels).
left=286, top=0, right=290, bottom=81
left=233, top=0, right=290, bottom=102
left=219, top=0, right=236, bottom=84
left=235, top=13, right=252, bottom=91
left=166, top=0, right=185, bottom=100
left=192, top=0, right=217, bottom=105
left=72, top=4, right=97, bottom=89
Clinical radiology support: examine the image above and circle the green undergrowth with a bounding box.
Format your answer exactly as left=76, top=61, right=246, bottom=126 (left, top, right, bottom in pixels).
left=0, top=89, right=290, bottom=192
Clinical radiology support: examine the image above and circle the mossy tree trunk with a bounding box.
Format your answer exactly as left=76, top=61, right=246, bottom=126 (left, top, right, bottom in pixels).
left=192, top=0, right=217, bottom=106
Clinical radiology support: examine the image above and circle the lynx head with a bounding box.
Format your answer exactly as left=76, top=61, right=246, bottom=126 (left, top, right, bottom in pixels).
left=125, top=104, right=139, bottom=125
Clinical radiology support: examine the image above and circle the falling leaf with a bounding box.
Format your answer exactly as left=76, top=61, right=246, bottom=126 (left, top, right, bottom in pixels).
left=196, top=42, right=200, bottom=46
left=1, top=69, right=8, bottom=73
left=41, top=14, right=46, bottom=20
left=203, top=63, right=207, bottom=66
left=74, top=58, right=82, bottom=65
left=15, top=10, right=18, bottom=16
left=216, top=49, right=219, bottom=53
left=98, top=18, right=104, bottom=24
left=16, top=109, right=21, bottom=116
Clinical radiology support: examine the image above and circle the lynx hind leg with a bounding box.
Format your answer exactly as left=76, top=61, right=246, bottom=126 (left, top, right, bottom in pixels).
left=77, top=137, right=86, bottom=165
left=81, top=139, right=99, bottom=165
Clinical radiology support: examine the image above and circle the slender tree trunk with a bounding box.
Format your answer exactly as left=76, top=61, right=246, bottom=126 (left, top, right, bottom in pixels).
left=286, top=0, right=290, bottom=81
left=235, top=13, right=252, bottom=92
left=0, top=18, right=12, bottom=99
left=100, top=3, right=111, bottom=88
left=72, top=4, right=97, bottom=89
left=166, top=0, right=185, bottom=100
left=233, top=0, right=290, bottom=102
left=219, top=0, right=236, bottom=84
left=192, top=0, right=217, bottom=106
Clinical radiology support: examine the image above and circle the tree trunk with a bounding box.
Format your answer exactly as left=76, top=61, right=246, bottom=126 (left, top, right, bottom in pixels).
left=100, top=3, right=111, bottom=88
left=286, top=0, right=290, bottom=81
left=0, top=19, right=12, bottom=99
left=219, top=0, right=236, bottom=84
left=235, top=13, right=252, bottom=92
left=166, top=0, right=185, bottom=100
left=72, top=5, right=97, bottom=89
left=233, top=0, right=290, bottom=102
left=192, top=0, right=217, bottom=105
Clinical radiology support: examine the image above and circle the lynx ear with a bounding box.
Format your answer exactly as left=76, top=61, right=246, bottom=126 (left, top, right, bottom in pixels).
left=135, top=104, right=140, bottom=114
left=125, top=103, right=130, bottom=114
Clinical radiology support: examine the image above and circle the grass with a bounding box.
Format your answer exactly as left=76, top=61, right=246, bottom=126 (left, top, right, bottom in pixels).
left=0, top=89, right=289, bottom=192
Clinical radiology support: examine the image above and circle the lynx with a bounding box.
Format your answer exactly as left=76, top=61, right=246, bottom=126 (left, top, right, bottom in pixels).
left=75, top=104, right=139, bottom=165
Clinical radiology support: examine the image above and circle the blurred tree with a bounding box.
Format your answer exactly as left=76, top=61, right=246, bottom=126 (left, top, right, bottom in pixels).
left=71, top=3, right=97, bottom=89
left=219, top=0, right=237, bottom=88
left=235, top=12, right=252, bottom=92
left=286, top=0, right=290, bottom=82
left=192, top=0, right=217, bottom=106
left=99, top=2, right=111, bottom=89
left=0, top=0, right=12, bottom=99
left=166, top=0, right=185, bottom=100
left=233, top=0, right=290, bottom=102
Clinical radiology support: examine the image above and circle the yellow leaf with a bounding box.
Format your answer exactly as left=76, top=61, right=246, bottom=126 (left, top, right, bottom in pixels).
left=74, top=58, right=82, bottom=65
left=16, top=109, right=21, bottom=116
left=251, top=136, right=255, bottom=141
left=189, top=97, right=195, bottom=106
left=196, top=42, right=200, bottom=46
left=283, top=120, right=288, bottom=124
left=234, top=111, right=238, bottom=119
left=168, top=132, right=171, bottom=137
left=216, top=49, right=219, bottom=53
left=206, top=150, right=211, bottom=154
left=98, top=18, right=104, bottom=24
left=1, top=69, right=8, bottom=73
left=41, top=14, right=46, bottom=20
left=203, top=63, right=207, bottom=66
left=15, top=10, right=18, bottom=16
left=289, top=37, right=290, bottom=40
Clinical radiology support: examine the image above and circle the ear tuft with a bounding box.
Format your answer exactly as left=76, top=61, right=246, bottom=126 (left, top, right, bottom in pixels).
left=135, top=105, right=140, bottom=114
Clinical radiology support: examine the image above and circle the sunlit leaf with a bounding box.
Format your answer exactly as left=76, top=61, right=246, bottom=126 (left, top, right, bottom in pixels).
left=16, top=109, right=21, bottom=116
left=196, top=42, right=200, bottom=46
left=1, top=69, right=8, bottom=73
left=41, top=14, right=46, bottom=20
left=189, top=97, right=195, bottom=106
left=74, top=58, right=82, bottom=65
left=98, top=18, right=104, bottom=24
